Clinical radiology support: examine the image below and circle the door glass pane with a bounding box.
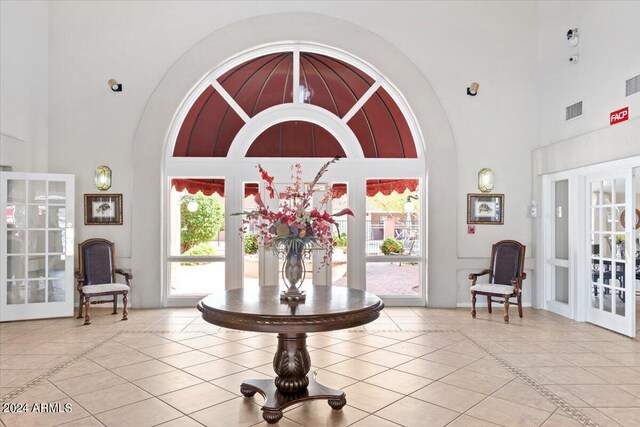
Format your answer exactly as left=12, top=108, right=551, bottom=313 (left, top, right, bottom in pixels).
left=27, top=256, right=46, bottom=278
left=28, top=205, right=47, bottom=228
left=27, top=280, right=46, bottom=303
left=602, top=286, right=614, bottom=313
left=7, top=230, right=25, bottom=253
left=48, top=254, right=65, bottom=274
left=7, top=204, right=26, bottom=228
left=28, top=180, right=46, bottom=203
left=366, top=262, right=419, bottom=296
left=602, top=180, right=612, bottom=204
left=616, top=292, right=626, bottom=317
left=613, top=234, right=625, bottom=260
left=613, top=178, right=625, bottom=204
left=48, top=181, right=66, bottom=204
left=590, top=181, right=602, bottom=205
left=365, top=180, right=420, bottom=256
left=28, top=231, right=46, bottom=253
left=7, top=256, right=25, bottom=279
left=8, top=180, right=26, bottom=203
left=612, top=262, right=624, bottom=288
left=332, top=183, right=348, bottom=286
left=49, top=278, right=65, bottom=302
left=615, top=210, right=625, bottom=232
left=604, top=207, right=614, bottom=232
left=591, top=208, right=600, bottom=229
left=555, top=266, right=569, bottom=303
left=49, top=230, right=65, bottom=253
left=554, top=180, right=569, bottom=260
left=48, top=206, right=65, bottom=228
left=7, top=282, right=25, bottom=304
left=591, top=285, right=600, bottom=309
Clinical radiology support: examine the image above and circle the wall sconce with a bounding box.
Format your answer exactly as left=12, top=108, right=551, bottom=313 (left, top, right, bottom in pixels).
left=404, top=195, right=419, bottom=213
left=108, top=79, right=122, bottom=92
left=467, top=82, right=479, bottom=96
left=94, top=165, right=112, bottom=190
left=477, top=168, right=494, bottom=192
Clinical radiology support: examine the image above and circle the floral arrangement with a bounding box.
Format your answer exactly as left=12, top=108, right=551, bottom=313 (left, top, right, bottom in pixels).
left=236, top=157, right=353, bottom=265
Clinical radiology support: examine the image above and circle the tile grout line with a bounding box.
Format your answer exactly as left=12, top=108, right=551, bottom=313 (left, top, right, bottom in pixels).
left=441, top=377, right=518, bottom=427
left=0, top=332, right=123, bottom=404
left=2, top=327, right=624, bottom=426
left=459, top=330, right=600, bottom=427
left=46, top=380, right=107, bottom=427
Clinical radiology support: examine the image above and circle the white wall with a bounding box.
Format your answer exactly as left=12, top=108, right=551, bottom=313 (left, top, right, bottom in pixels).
left=0, top=0, right=49, bottom=172
left=532, top=1, right=640, bottom=308
left=537, top=1, right=640, bottom=146
left=6, top=1, right=541, bottom=308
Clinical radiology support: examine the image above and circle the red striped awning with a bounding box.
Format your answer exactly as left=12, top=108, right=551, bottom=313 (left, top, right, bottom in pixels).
left=172, top=178, right=418, bottom=198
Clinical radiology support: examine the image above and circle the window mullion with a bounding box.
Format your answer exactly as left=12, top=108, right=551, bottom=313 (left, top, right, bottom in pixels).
left=292, top=48, right=300, bottom=104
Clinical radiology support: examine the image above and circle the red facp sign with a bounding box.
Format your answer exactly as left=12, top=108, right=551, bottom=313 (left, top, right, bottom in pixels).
left=610, top=107, right=629, bottom=125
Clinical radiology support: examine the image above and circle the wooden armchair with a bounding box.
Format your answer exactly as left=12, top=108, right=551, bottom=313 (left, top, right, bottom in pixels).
left=76, top=238, right=130, bottom=325
left=469, top=240, right=526, bottom=323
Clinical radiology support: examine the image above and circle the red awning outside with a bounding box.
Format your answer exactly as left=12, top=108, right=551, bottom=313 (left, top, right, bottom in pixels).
left=171, top=178, right=418, bottom=198
left=171, top=179, right=258, bottom=197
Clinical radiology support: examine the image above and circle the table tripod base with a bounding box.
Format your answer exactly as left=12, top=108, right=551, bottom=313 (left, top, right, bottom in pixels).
left=241, top=372, right=347, bottom=424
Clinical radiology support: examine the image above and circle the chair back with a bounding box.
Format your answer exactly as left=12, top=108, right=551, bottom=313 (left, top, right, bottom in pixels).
left=79, top=239, right=115, bottom=286
left=489, top=240, right=526, bottom=285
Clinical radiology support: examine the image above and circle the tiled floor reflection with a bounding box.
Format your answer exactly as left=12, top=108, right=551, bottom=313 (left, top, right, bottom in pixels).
left=0, top=304, right=639, bottom=427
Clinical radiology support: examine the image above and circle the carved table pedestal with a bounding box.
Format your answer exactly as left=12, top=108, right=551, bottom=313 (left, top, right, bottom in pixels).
left=198, top=285, right=384, bottom=424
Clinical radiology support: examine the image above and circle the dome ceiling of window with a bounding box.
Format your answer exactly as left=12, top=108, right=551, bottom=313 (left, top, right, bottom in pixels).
left=173, top=52, right=416, bottom=158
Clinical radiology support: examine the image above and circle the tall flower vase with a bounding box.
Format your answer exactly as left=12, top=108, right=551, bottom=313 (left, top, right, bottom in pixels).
left=281, top=245, right=307, bottom=302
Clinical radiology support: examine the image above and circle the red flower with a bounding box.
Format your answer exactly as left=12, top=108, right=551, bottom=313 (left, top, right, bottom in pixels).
left=332, top=208, right=354, bottom=217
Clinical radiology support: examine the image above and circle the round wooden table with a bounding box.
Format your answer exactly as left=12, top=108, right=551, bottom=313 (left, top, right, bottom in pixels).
left=197, top=285, right=384, bottom=424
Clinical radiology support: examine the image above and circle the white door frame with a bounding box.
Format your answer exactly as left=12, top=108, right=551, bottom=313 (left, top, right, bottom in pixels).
left=540, top=156, right=639, bottom=336
left=0, top=172, right=75, bottom=322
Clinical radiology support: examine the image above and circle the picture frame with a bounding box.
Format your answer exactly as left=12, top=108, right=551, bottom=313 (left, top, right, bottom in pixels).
left=467, top=193, right=504, bottom=225
left=84, top=194, right=123, bottom=225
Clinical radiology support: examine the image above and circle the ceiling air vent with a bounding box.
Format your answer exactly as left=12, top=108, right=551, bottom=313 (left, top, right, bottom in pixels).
left=565, top=101, right=583, bottom=121
left=626, top=74, right=640, bottom=96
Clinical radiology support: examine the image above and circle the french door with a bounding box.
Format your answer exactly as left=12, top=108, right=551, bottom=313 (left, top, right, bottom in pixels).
left=542, top=159, right=638, bottom=337
left=587, top=170, right=636, bottom=337
left=0, top=172, right=75, bottom=321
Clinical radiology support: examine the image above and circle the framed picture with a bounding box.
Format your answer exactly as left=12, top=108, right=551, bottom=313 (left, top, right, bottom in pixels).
left=467, top=193, right=504, bottom=225
left=84, top=194, right=123, bottom=225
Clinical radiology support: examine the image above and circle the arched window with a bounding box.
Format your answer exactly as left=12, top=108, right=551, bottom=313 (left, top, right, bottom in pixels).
left=165, top=44, right=426, bottom=306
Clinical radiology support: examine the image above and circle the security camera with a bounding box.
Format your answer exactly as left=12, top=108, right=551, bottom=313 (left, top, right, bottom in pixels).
left=567, top=28, right=579, bottom=47
left=569, top=55, right=579, bottom=64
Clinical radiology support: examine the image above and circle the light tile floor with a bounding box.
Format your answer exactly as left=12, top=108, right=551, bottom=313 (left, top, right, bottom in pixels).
left=1, top=302, right=639, bottom=427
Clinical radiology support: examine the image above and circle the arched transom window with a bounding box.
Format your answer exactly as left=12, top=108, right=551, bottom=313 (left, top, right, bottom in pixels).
left=164, top=44, right=426, bottom=306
